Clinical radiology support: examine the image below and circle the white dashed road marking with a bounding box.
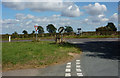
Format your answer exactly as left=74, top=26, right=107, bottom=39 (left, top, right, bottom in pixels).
left=66, top=65, right=71, bottom=68
left=65, top=69, right=71, bottom=72
left=76, top=65, right=81, bottom=68
left=67, top=62, right=71, bottom=65
left=65, top=60, right=83, bottom=77
left=76, top=60, right=83, bottom=76
left=76, top=60, right=80, bottom=62
left=65, top=73, right=71, bottom=77
left=77, top=73, right=83, bottom=76
left=76, top=62, right=80, bottom=65
left=76, top=69, right=82, bottom=72
left=65, top=62, right=71, bottom=77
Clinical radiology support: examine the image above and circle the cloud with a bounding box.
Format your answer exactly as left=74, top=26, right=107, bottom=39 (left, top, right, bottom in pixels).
left=83, top=3, right=107, bottom=16
left=82, top=3, right=118, bottom=25
left=2, top=12, right=118, bottom=34
left=83, top=14, right=109, bottom=25
left=109, top=13, right=118, bottom=22
left=2, top=13, right=84, bottom=34
left=3, top=1, right=82, bottom=17
left=61, top=4, right=82, bottom=17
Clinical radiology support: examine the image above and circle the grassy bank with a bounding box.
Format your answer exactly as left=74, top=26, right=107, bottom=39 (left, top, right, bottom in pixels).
left=2, top=35, right=119, bottom=41
left=2, top=41, right=81, bottom=71
left=64, top=35, right=119, bottom=39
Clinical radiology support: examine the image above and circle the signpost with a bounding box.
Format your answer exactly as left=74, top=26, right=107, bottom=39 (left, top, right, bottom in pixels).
left=34, top=25, right=38, bottom=41
left=58, top=27, right=64, bottom=43
left=9, top=36, right=11, bottom=42
left=77, top=28, right=82, bottom=35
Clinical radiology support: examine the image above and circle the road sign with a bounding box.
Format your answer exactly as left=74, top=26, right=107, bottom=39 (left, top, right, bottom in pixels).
left=34, top=26, right=38, bottom=31
left=77, top=28, right=82, bottom=35
left=58, top=27, right=65, bottom=43
left=34, top=25, right=38, bottom=41
left=58, top=27, right=64, bottom=33
left=77, top=28, right=81, bottom=30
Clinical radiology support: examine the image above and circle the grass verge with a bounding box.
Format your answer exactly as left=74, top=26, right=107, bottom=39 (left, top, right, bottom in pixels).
left=2, top=41, right=81, bottom=71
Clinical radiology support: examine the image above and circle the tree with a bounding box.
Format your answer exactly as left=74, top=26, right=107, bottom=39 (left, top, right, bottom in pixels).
left=12, top=31, right=18, bottom=35
left=22, top=30, right=28, bottom=34
left=12, top=31, right=18, bottom=38
left=106, top=22, right=117, bottom=31
left=32, top=30, right=35, bottom=34
left=37, top=26, right=44, bottom=34
left=96, top=22, right=117, bottom=32
left=46, top=24, right=57, bottom=33
left=65, top=26, right=73, bottom=33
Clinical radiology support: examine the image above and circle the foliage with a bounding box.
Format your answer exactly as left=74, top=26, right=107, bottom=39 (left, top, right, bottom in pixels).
left=46, top=24, right=57, bottom=33
left=22, top=30, right=28, bottom=34
left=12, top=31, right=18, bottom=38
left=106, top=22, right=117, bottom=31
left=12, top=31, right=18, bottom=35
left=65, top=26, right=73, bottom=33
left=37, top=26, right=44, bottom=34
left=96, top=22, right=117, bottom=32
left=31, top=30, right=35, bottom=34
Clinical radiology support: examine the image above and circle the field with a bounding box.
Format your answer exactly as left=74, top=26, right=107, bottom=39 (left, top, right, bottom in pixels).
left=64, top=35, right=119, bottom=38
left=2, top=41, right=81, bottom=71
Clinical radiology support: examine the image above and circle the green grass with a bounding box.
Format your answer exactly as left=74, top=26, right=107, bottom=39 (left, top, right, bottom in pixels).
left=2, top=41, right=81, bottom=71
left=64, top=35, right=119, bottom=39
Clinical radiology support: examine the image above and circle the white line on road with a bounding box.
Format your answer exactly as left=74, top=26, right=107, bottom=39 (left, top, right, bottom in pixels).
left=77, top=73, right=83, bottom=76
left=67, top=62, right=71, bottom=65
left=76, top=69, right=82, bottom=72
left=65, top=62, right=71, bottom=77
left=76, top=62, right=80, bottom=65
left=76, top=65, right=81, bottom=68
left=76, top=60, right=80, bottom=62
left=76, top=60, right=83, bottom=76
left=65, top=60, right=83, bottom=77
left=65, top=69, right=71, bottom=72
left=65, top=73, right=71, bottom=77
left=66, top=65, right=71, bottom=68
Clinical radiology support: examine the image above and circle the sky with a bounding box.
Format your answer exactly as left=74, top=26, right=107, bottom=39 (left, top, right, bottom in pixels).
left=1, top=1, right=119, bottom=34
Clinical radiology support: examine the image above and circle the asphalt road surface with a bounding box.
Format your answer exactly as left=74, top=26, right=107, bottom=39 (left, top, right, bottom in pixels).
left=2, top=38, right=120, bottom=77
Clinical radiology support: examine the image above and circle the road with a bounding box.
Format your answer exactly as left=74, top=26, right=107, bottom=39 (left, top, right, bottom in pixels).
left=67, top=38, right=119, bottom=76
left=2, top=38, right=119, bottom=77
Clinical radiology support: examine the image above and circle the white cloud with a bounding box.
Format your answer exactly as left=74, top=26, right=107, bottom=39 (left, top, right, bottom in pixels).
left=82, top=14, right=109, bottom=26
left=83, top=3, right=107, bottom=16
left=2, top=12, right=118, bottom=34
left=2, top=13, right=83, bottom=34
left=3, top=2, right=82, bottom=17
left=98, top=14, right=105, bottom=18
left=26, top=14, right=35, bottom=19
left=109, top=13, right=118, bottom=22
left=61, top=4, right=82, bottom=17
left=16, top=13, right=25, bottom=20
left=52, top=15, right=61, bottom=17
left=2, top=0, right=63, bottom=2
left=82, top=3, right=115, bottom=25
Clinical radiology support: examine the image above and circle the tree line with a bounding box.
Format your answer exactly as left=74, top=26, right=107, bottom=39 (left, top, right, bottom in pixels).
left=18, top=24, right=74, bottom=35
left=2, top=22, right=118, bottom=39
left=2, top=24, right=74, bottom=39
left=96, top=22, right=117, bottom=35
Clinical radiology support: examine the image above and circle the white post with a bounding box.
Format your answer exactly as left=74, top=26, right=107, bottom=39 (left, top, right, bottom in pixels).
left=36, top=31, right=37, bottom=41
left=9, top=36, right=11, bottom=42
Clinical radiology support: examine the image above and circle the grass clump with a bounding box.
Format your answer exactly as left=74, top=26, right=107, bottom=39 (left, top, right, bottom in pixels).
left=2, top=41, right=81, bottom=71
